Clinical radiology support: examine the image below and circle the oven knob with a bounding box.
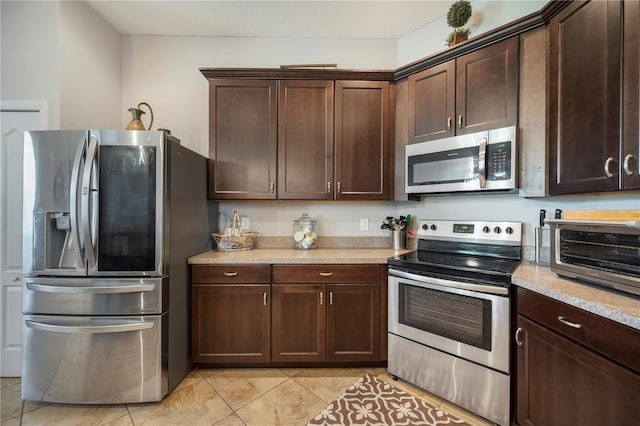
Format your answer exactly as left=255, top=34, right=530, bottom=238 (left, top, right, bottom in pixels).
left=422, top=224, right=428, bottom=230
left=430, top=224, right=437, bottom=231
left=482, top=226, right=490, bottom=233
left=494, top=226, right=502, bottom=234
left=505, top=226, right=514, bottom=235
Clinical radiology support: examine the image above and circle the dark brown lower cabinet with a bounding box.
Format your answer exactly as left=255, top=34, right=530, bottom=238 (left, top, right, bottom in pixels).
left=271, top=283, right=380, bottom=363
left=192, top=284, right=270, bottom=363
left=192, top=263, right=385, bottom=366
left=515, top=288, right=640, bottom=426
left=271, top=284, right=326, bottom=362
left=191, top=265, right=271, bottom=363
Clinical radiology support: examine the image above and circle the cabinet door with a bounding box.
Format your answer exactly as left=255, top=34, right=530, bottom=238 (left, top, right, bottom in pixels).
left=327, top=284, right=380, bottom=361
left=271, top=284, right=326, bottom=362
left=548, top=0, right=621, bottom=194
left=623, top=0, right=640, bottom=190
left=408, top=61, right=456, bottom=143
left=278, top=80, right=334, bottom=199
left=192, top=284, right=270, bottom=363
left=456, top=37, right=519, bottom=134
left=334, top=81, right=390, bottom=200
left=516, top=315, right=640, bottom=426
left=209, top=79, right=277, bottom=199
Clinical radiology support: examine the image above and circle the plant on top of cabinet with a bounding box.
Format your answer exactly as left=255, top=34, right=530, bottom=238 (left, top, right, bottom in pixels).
left=446, top=0, right=472, bottom=46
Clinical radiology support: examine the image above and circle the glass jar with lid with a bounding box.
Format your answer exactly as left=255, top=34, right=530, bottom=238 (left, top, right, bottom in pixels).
left=292, top=213, right=318, bottom=249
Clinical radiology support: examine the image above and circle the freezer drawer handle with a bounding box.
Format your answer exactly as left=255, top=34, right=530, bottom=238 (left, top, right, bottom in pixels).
left=26, top=282, right=155, bottom=294
left=25, top=320, right=154, bottom=334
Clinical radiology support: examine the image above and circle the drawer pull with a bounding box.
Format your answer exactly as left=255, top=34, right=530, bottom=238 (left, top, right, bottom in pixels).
left=223, top=272, right=238, bottom=277
left=329, top=291, right=333, bottom=305
left=263, top=292, right=268, bottom=306
left=557, top=316, right=582, bottom=329
left=320, top=291, right=323, bottom=305
left=319, top=272, right=333, bottom=277
left=515, top=327, right=524, bottom=346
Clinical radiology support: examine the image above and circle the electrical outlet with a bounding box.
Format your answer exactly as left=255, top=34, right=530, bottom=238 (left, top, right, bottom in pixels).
left=241, top=216, right=250, bottom=230
left=359, top=218, right=369, bottom=231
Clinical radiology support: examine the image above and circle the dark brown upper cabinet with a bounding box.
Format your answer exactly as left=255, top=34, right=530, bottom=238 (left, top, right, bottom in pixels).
left=278, top=80, right=334, bottom=200
left=408, top=37, right=519, bottom=144
left=547, top=0, right=640, bottom=194
left=208, top=79, right=278, bottom=199
left=334, top=81, right=391, bottom=200
left=204, top=70, right=393, bottom=201
left=623, top=0, right=640, bottom=190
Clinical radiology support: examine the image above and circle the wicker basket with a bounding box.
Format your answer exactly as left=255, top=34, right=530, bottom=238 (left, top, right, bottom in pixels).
left=211, top=232, right=257, bottom=251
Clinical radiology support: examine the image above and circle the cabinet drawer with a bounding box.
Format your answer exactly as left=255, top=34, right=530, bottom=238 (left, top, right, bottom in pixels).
left=272, top=264, right=379, bottom=284
left=191, top=265, right=271, bottom=284
left=517, top=287, right=640, bottom=373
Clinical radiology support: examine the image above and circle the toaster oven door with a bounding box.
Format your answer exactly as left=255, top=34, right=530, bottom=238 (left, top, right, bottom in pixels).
left=549, top=220, right=640, bottom=296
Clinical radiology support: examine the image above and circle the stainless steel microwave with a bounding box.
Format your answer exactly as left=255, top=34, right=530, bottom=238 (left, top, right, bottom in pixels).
left=547, top=219, right=640, bottom=297
left=405, top=126, right=517, bottom=194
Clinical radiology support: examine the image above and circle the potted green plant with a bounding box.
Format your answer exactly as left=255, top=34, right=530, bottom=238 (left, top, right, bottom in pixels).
left=446, top=0, right=472, bottom=47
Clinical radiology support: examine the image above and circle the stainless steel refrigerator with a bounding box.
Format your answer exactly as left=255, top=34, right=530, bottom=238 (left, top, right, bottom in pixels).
left=21, top=130, right=214, bottom=404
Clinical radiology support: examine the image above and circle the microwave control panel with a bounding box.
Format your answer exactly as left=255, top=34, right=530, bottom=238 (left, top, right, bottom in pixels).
left=487, top=142, right=512, bottom=181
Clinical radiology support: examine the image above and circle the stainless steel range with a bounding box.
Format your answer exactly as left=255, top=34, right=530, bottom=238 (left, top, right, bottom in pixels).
left=387, top=219, right=522, bottom=426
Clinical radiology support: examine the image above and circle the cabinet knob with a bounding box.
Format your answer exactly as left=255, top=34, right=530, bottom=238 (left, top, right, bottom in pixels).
left=623, top=154, right=635, bottom=176
left=603, top=157, right=617, bottom=178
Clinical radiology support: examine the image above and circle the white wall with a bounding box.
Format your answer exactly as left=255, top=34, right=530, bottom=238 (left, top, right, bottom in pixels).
left=59, top=1, right=122, bottom=129
left=397, top=0, right=546, bottom=65
left=1, top=1, right=61, bottom=127
left=0, top=1, right=121, bottom=130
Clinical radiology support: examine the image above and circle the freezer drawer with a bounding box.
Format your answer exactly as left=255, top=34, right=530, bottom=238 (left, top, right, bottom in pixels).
left=21, top=314, right=168, bottom=404
left=22, top=276, right=167, bottom=315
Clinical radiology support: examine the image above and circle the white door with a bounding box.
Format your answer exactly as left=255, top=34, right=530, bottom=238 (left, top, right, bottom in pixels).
left=0, top=101, right=47, bottom=376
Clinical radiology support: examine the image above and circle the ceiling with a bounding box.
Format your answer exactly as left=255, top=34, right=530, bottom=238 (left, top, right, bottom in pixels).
left=86, top=1, right=455, bottom=39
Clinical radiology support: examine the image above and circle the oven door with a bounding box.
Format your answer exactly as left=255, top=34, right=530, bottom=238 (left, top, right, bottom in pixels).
left=388, top=268, right=510, bottom=373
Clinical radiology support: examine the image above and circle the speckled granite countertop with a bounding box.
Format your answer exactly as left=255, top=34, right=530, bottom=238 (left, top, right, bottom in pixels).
left=513, top=262, right=640, bottom=331
left=188, top=248, right=410, bottom=265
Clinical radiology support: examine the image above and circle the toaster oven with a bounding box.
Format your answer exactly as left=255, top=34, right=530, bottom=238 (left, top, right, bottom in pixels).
left=547, top=219, right=640, bottom=297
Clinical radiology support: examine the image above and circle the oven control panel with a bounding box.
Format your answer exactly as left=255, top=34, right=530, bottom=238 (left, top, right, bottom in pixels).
left=417, top=219, right=521, bottom=244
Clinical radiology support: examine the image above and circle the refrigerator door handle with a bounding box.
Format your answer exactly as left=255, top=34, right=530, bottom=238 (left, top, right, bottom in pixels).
left=25, top=320, right=154, bottom=334
left=81, top=135, right=99, bottom=269
left=70, top=137, right=88, bottom=266
left=25, top=282, right=155, bottom=294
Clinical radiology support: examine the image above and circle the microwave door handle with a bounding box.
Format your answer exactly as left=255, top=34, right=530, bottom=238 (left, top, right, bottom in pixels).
left=479, top=137, right=487, bottom=188
left=81, top=135, right=99, bottom=270
left=69, top=137, right=88, bottom=267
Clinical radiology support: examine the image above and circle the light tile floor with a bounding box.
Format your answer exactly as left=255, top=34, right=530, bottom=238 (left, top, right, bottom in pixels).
left=1, top=368, right=495, bottom=425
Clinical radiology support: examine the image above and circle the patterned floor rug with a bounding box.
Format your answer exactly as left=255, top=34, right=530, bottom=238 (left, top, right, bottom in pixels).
left=307, top=373, right=472, bottom=426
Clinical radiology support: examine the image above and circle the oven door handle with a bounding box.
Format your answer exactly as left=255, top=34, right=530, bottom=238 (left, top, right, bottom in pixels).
left=388, top=268, right=509, bottom=296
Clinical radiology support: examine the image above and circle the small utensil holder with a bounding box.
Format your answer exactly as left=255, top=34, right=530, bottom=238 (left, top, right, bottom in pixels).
left=392, top=230, right=406, bottom=251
